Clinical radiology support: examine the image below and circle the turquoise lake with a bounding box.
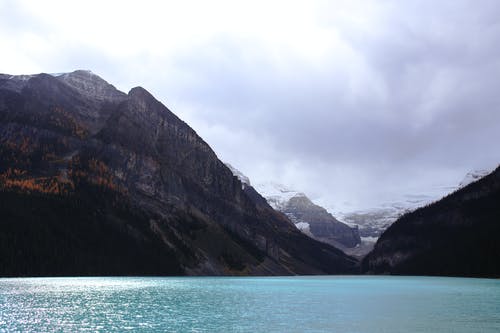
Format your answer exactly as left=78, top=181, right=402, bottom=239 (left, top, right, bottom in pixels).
left=0, top=276, right=499, bottom=332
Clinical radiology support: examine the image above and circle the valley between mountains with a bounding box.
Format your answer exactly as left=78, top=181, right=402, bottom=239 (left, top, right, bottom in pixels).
left=1, top=70, right=498, bottom=277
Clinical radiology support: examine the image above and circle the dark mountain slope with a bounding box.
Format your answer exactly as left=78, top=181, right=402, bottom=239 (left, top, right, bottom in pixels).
left=282, top=195, right=361, bottom=249
left=0, top=70, right=358, bottom=276
left=362, top=166, right=500, bottom=277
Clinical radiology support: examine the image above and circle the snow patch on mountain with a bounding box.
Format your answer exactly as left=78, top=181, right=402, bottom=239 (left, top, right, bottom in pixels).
left=295, top=222, right=311, bottom=232
left=49, top=72, right=68, bottom=77
left=225, top=163, right=250, bottom=189
left=255, top=181, right=361, bottom=249
left=325, top=189, right=452, bottom=241
left=254, top=182, right=306, bottom=210
left=56, top=70, right=126, bottom=102
left=225, top=162, right=494, bottom=252
left=324, top=168, right=494, bottom=242
left=7, top=74, right=36, bottom=80
left=458, top=170, right=490, bottom=188
left=224, top=165, right=360, bottom=249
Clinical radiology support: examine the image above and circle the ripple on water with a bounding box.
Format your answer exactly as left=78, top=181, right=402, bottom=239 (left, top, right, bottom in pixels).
left=0, top=276, right=499, bottom=332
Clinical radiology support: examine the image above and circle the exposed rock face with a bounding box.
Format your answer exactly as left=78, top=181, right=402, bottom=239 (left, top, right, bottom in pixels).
left=281, top=194, right=361, bottom=249
left=0, top=70, right=358, bottom=276
left=363, top=166, right=500, bottom=278
left=57, top=70, right=126, bottom=103
left=252, top=182, right=361, bottom=249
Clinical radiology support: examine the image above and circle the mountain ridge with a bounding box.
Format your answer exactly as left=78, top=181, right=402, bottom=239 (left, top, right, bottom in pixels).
left=333, top=168, right=494, bottom=244
left=0, top=70, right=358, bottom=276
left=221, top=165, right=361, bottom=250
left=362, top=166, right=500, bottom=277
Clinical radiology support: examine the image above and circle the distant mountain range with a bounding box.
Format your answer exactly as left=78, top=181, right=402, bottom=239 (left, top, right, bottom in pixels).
left=225, top=164, right=361, bottom=251
left=331, top=169, right=493, bottom=243
left=0, top=70, right=358, bottom=276
left=254, top=182, right=361, bottom=248
left=226, top=164, right=499, bottom=262
left=1, top=70, right=497, bottom=278
left=363, top=167, right=500, bottom=277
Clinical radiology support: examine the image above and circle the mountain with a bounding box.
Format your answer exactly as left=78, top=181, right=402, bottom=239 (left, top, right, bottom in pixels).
left=336, top=193, right=442, bottom=240
left=253, top=182, right=361, bottom=250
left=362, top=166, right=500, bottom=277
left=225, top=163, right=250, bottom=188
left=458, top=169, right=491, bottom=188
left=224, top=165, right=362, bottom=253
left=335, top=170, right=491, bottom=242
left=0, top=70, right=358, bottom=277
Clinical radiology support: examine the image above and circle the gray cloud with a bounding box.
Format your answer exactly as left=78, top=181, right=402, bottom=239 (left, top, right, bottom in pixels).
left=1, top=0, right=499, bottom=212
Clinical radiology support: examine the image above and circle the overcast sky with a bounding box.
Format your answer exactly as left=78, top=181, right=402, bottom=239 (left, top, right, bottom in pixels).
left=1, top=0, right=499, bottom=212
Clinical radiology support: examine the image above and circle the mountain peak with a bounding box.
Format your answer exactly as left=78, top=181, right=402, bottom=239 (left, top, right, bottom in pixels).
left=251, top=181, right=361, bottom=249
left=363, top=165, right=500, bottom=277
left=56, top=70, right=126, bottom=102
left=0, top=71, right=359, bottom=276
left=128, top=86, right=152, bottom=98
left=254, top=182, right=305, bottom=210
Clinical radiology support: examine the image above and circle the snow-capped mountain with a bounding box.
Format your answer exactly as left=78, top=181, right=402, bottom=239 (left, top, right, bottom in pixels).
left=254, top=182, right=306, bottom=211
left=225, top=164, right=495, bottom=257
left=333, top=196, right=437, bottom=240
left=254, top=182, right=313, bottom=234
left=363, top=165, right=500, bottom=277
left=224, top=164, right=361, bottom=250
left=254, top=182, right=361, bottom=249
left=330, top=168, right=495, bottom=243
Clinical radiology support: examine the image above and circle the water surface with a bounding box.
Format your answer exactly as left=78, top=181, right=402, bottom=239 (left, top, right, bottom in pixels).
left=1, top=276, right=499, bottom=332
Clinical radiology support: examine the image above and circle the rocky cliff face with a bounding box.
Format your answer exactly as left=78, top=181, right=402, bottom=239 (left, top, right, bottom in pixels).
left=224, top=166, right=361, bottom=249
left=282, top=194, right=361, bottom=248
left=0, top=70, right=358, bottom=276
left=362, top=166, right=500, bottom=277
left=253, top=182, right=361, bottom=249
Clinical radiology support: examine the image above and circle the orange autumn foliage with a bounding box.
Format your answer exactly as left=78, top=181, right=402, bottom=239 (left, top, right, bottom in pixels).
left=69, top=157, right=126, bottom=194
left=0, top=171, right=73, bottom=195
left=50, top=107, right=89, bottom=138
